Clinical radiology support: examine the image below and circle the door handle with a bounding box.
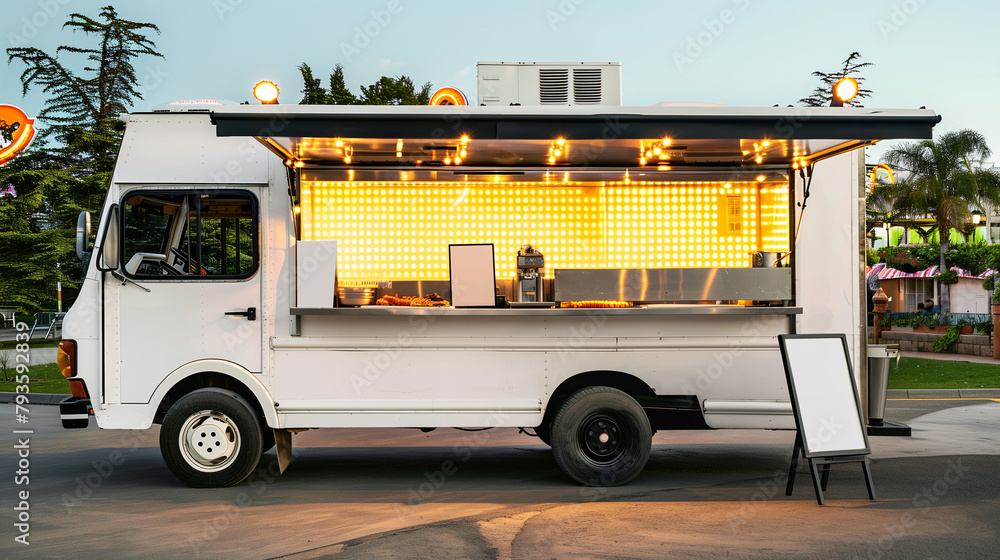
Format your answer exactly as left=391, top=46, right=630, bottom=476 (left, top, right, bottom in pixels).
left=225, top=307, right=257, bottom=321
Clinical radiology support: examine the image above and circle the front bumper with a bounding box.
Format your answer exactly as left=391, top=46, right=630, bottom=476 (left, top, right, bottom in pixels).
left=60, top=397, right=92, bottom=428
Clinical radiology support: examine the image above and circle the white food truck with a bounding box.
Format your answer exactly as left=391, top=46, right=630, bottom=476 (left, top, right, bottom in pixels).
left=55, top=68, right=938, bottom=487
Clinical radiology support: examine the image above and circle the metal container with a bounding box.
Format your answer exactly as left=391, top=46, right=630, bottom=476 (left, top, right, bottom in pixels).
left=867, top=344, right=899, bottom=425
left=336, top=287, right=375, bottom=306
left=553, top=267, right=791, bottom=303
left=752, top=251, right=787, bottom=268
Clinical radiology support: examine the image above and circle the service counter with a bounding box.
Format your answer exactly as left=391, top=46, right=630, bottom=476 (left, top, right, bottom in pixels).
left=290, top=305, right=802, bottom=317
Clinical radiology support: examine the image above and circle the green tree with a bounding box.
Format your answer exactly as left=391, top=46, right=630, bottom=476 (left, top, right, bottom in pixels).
left=881, top=129, right=1000, bottom=313
left=297, top=63, right=429, bottom=105
left=360, top=75, right=431, bottom=105
left=2, top=5, right=162, bottom=312
left=329, top=65, right=359, bottom=105
left=298, top=63, right=332, bottom=104
left=799, top=52, right=873, bottom=107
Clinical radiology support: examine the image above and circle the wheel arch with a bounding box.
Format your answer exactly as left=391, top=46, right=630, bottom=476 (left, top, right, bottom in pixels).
left=541, top=370, right=655, bottom=430
left=150, top=360, right=277, bottom=428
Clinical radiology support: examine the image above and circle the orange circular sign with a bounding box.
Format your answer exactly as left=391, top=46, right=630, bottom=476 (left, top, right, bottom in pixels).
left=0, top=105, right=36, bottom=166
left=429, top=87, right=468, bottom=106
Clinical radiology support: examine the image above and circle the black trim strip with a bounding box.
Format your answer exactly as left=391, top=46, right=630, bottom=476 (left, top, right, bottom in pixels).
left=213, top=111, right=940, bottom=141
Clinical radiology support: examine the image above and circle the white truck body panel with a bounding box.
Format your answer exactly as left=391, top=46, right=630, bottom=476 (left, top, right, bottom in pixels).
left=60, top=106, right=936, bottom=438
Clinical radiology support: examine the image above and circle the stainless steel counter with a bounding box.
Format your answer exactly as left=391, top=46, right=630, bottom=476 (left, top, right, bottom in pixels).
left=291, top=305, right=803, bottom=317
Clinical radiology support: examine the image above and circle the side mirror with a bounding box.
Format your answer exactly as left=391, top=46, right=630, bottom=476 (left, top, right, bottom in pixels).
left=97, top=205, right=121, bottom=271
left=76, top=211, right=92, bottom=261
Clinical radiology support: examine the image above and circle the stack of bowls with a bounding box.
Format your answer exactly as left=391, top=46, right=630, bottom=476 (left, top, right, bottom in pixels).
left=337, top=287, right=375, bottom=306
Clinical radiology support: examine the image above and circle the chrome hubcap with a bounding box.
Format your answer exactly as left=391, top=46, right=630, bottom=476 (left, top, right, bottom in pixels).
left=179, top=411, right=240, bottom=472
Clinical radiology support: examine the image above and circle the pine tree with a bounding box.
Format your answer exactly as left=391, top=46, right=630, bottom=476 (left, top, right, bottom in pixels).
left=297, top=63, right=429, bottom=105
left=329, top=65, right=358, bottom=105
left=799, top=52, right=873, bottom=107
left=298, top=63, right=332, bottom=104
left=2, top=6, right=163, bottom=313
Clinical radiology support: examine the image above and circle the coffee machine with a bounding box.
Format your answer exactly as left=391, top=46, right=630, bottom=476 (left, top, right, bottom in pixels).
left=515, top=244, right=545, bottom=302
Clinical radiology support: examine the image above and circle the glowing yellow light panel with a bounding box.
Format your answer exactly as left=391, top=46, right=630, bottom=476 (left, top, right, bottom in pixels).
left=300, top=181, right=789, bottom=281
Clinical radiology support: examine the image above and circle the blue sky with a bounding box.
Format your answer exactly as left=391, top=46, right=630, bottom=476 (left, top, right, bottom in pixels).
left=3, top=0, right=997, bottom=163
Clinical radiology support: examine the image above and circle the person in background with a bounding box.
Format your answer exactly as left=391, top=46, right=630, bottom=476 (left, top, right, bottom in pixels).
left=916, top=302, right=925, bottom=313
left=924, top=299, right=939, bottom=314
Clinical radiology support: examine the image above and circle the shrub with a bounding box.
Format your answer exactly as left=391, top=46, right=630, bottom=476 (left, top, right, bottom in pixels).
left=944, top=243, right=990, bottom=275
left=936, top=270, right=959, bottom=285
left=933, top=326, right=960, bottom=353
left=880, top=246, right=933, bottom=272
left=866, top=248, right=880, bottom=267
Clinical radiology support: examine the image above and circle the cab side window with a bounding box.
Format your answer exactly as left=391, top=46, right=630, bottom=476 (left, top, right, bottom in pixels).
left=122, top=190, right=258, bottom=279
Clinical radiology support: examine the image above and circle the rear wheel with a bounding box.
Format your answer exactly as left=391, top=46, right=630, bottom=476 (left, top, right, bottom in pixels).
left=551, top=386, right=651, bottom=486
left=160, top=388, right=263, bottom=487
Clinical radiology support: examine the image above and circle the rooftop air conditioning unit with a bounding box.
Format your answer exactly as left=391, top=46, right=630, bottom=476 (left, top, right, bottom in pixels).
left=477, top=61, right=622, bottom=106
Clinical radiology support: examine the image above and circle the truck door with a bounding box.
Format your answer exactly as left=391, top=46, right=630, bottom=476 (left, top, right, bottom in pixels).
left=105, top=188, right=263, bottom=404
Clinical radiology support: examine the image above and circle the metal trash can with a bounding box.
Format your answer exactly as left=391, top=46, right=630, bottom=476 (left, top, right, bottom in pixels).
left=867, top=344, right=899, bottom=426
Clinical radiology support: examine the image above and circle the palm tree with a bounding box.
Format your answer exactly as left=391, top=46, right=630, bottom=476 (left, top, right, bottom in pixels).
left=881, top=130, right=1000, bottom=312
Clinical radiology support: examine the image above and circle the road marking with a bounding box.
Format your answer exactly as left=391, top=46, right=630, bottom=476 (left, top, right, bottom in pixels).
left=888, top=398, right=1000, bottom=402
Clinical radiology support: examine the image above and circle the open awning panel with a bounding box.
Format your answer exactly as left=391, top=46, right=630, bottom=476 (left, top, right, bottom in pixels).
left=211, top=105, right=939, bottom=169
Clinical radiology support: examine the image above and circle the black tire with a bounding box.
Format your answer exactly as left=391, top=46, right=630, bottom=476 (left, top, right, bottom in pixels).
left=159, top=388, right=263, bottom=487
left=551, top=386, right=651, bottom=486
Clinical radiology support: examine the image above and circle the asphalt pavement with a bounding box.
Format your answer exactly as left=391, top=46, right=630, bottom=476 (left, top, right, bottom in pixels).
left=1, top=399, right=997, bottom=559
left=3, top=328, right=998, bottom=557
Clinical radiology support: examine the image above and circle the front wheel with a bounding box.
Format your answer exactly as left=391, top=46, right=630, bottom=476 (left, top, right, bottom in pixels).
left=160, top=388, right=263, bottom=487
left=551, top=386, right=651, bottom=486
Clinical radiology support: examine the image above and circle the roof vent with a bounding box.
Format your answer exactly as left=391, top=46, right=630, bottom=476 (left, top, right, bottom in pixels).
left=539, top=68, right=569, bottom=104
left=573, top=68, right=602, bottom=104
left=477, top=62, right=622, bottom=106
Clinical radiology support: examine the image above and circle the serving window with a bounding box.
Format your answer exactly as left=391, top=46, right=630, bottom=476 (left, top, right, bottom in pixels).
left=299, top=180, right=789, bottom=282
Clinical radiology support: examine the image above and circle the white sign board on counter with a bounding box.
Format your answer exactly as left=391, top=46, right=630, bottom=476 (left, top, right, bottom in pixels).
left=297, top=240, right=338, bottom=307
left=449, top=244, right=496, bottom=307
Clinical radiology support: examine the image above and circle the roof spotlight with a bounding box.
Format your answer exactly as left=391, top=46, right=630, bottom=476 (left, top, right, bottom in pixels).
left=831, top=77, right=858, bottom=107
left=253, top=81, right=280, bottom=104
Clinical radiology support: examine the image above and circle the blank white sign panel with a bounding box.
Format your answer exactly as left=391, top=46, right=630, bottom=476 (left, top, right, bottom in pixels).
left=781, top=336, right=868, bottom=455
left=449, top=244, right=496, bottom=307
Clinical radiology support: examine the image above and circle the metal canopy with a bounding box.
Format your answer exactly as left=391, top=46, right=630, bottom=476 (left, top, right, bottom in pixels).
left=210, top=105, right=939, bottom=169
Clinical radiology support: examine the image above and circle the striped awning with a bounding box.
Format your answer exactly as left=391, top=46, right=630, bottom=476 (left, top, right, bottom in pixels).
left=867, top=262, right=996, bottom=280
